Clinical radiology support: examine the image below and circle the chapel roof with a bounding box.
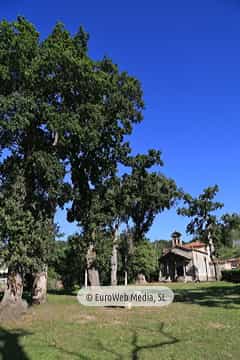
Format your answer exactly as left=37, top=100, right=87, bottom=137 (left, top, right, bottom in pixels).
left=182, top=241, right=206, bottom=250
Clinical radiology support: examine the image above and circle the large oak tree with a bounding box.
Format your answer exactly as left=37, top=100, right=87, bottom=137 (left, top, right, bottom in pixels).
left=0, top=17, right=144, bottom=297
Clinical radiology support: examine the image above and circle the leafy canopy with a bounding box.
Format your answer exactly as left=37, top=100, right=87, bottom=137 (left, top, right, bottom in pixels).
left=123, top=150, right=178, bottom=242
left=178, top=185, right=224, bottom=246
left=0, top=16, right=144, bottom=271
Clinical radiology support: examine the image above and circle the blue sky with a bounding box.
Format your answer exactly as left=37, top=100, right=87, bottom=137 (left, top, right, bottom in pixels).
left=1, top=1, right=240, bottom=242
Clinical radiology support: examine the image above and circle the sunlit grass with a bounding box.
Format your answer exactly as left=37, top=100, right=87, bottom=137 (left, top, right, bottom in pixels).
left=0, top=281, right=239, bottom=359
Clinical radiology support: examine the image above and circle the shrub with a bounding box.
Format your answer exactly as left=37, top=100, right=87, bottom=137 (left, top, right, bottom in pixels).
left=221, top=269, right=240, bottom=283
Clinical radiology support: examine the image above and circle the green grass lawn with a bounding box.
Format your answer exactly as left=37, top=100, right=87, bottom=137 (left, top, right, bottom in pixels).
left=0, top=282, right=239, bottom=360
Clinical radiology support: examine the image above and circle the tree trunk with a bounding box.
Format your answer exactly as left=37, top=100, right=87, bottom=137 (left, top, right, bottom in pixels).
left=86, top=243, right=100, bottom=286
left=84, top=268, right=88, bottom=288
left=87, top=268, right=100, bottom=286
left=212, top=259, right=219, bottom=281
left=124, top=254, right=128, bottom=286
left=208, top=233, right=218, bottom=280
left=158, top=268, right=162, bottom=282
left=32, top=271, right=47, bottom=305
left=124, top=270, right=128, bottom=286
left=111, top=244, right=118, bottom=286
left=1, top=272, right=23, bottom=306
left=0, top=272, right=28, bottom=321
left=111, top=227, right=118, bottom=286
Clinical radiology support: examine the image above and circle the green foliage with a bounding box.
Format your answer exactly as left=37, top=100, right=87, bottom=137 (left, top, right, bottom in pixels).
left=94, top=233, right=112, bottom=285
left=151, top=239, right=172, bottom=255
left=128, top=239, right=157, bottom=281
left=218, top=246, right=240, bottom=260
left=178, top=185, right=224, bottom=248
left=220, top=213, right=240, bottom=247
left=0, top=17, right=72, bottom=278
left=0, top=17, right=179, bottom=289
left=52, top=233, right=113, bottom=288
left=0, top=17, right=144, bottom=281
left=61, top=234, right=88, bottom=289
left=150, top=239, right=171, bottom=278
left=49, top=240, right=68, bottom=277
left=123, top=150, right=179, bottom=242
left=47, top=267, right=61, bottom=290
left=0, top=170, right=54, bottom=274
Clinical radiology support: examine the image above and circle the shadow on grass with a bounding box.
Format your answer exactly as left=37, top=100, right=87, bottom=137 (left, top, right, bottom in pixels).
left=96, top=323, right=179, bottom=360
left=0, top=327, right=32, bottom=360
left=0, top=322, right=178, bottom=359
left=174, top=283, right=240, bottom=309
left=0, top=327, right=89, bottom=360
left=131, top=323, right=179, bottom=360
left=48, top=344, right=91, bottom=360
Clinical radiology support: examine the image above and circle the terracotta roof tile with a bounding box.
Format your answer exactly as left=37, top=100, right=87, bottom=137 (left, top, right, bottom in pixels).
left=182, top=241, right=206, bottom=249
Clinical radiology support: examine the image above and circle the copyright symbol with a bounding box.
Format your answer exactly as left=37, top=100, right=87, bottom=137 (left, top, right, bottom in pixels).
left=86, top=294, right=93, bottom=302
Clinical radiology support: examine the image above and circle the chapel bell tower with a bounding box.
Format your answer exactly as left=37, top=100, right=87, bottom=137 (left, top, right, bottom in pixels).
left=171, top=231, right=182, bottom=247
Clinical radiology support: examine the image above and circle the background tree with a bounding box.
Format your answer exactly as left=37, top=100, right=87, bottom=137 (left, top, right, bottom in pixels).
left=217, top=245, right=240, bottom=260
left=220, top=213, right=240, bottom=247
left=61, top=29, right=144, bottom=285
left=178, top=185, right=223, bottom=247
left=123, top=150, right=178, bottom=244
left=118, top=237, right=171, bottom=284
left=50, top=232, right=113, bottom=289
left=61, top=234, right=89, bottom=289
left=94, top=232, right=112, bottom=285
left=97, top=176, right=129, bottom=286
left=115, top=150, right=178, bottom=283
left=118, top=229, right=135, bottom=285
left=150, top=239, right=171, bottom=281
left=47, top=240, right=68, bottom=290
left=178, top=185, right=224, bottom=279
left=129, top=239, right=157, bottom=282
left=215, top=213, right=240, bottom=259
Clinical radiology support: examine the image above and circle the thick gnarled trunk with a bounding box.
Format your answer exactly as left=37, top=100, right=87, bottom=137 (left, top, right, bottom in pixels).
left=32, top=271, right=47, bottom=305
left=0, top=272, right=28, bottom=321
left=1, top=272, right=23, bottom=306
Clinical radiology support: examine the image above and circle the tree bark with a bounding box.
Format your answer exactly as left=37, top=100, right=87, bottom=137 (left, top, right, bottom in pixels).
left=86, top=244, right=100, bottom=286
left=32, top=271, right=47, bottom=305
left=84, top=268, right=88, bottom=287
left=111, top=226, right=118, bottom=286
left=124, top=270, right=128, bottom=286
left=0, top=272, right=28, bottom=321
left=208, top=232, right=218, bottom=280
left=87, top=268, right=100, bottom=286
left=1, top=272, right=23, bottom=306
left=124, top=254, right=128, bottom=286
left=158, top=268, right=162, bottom=282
